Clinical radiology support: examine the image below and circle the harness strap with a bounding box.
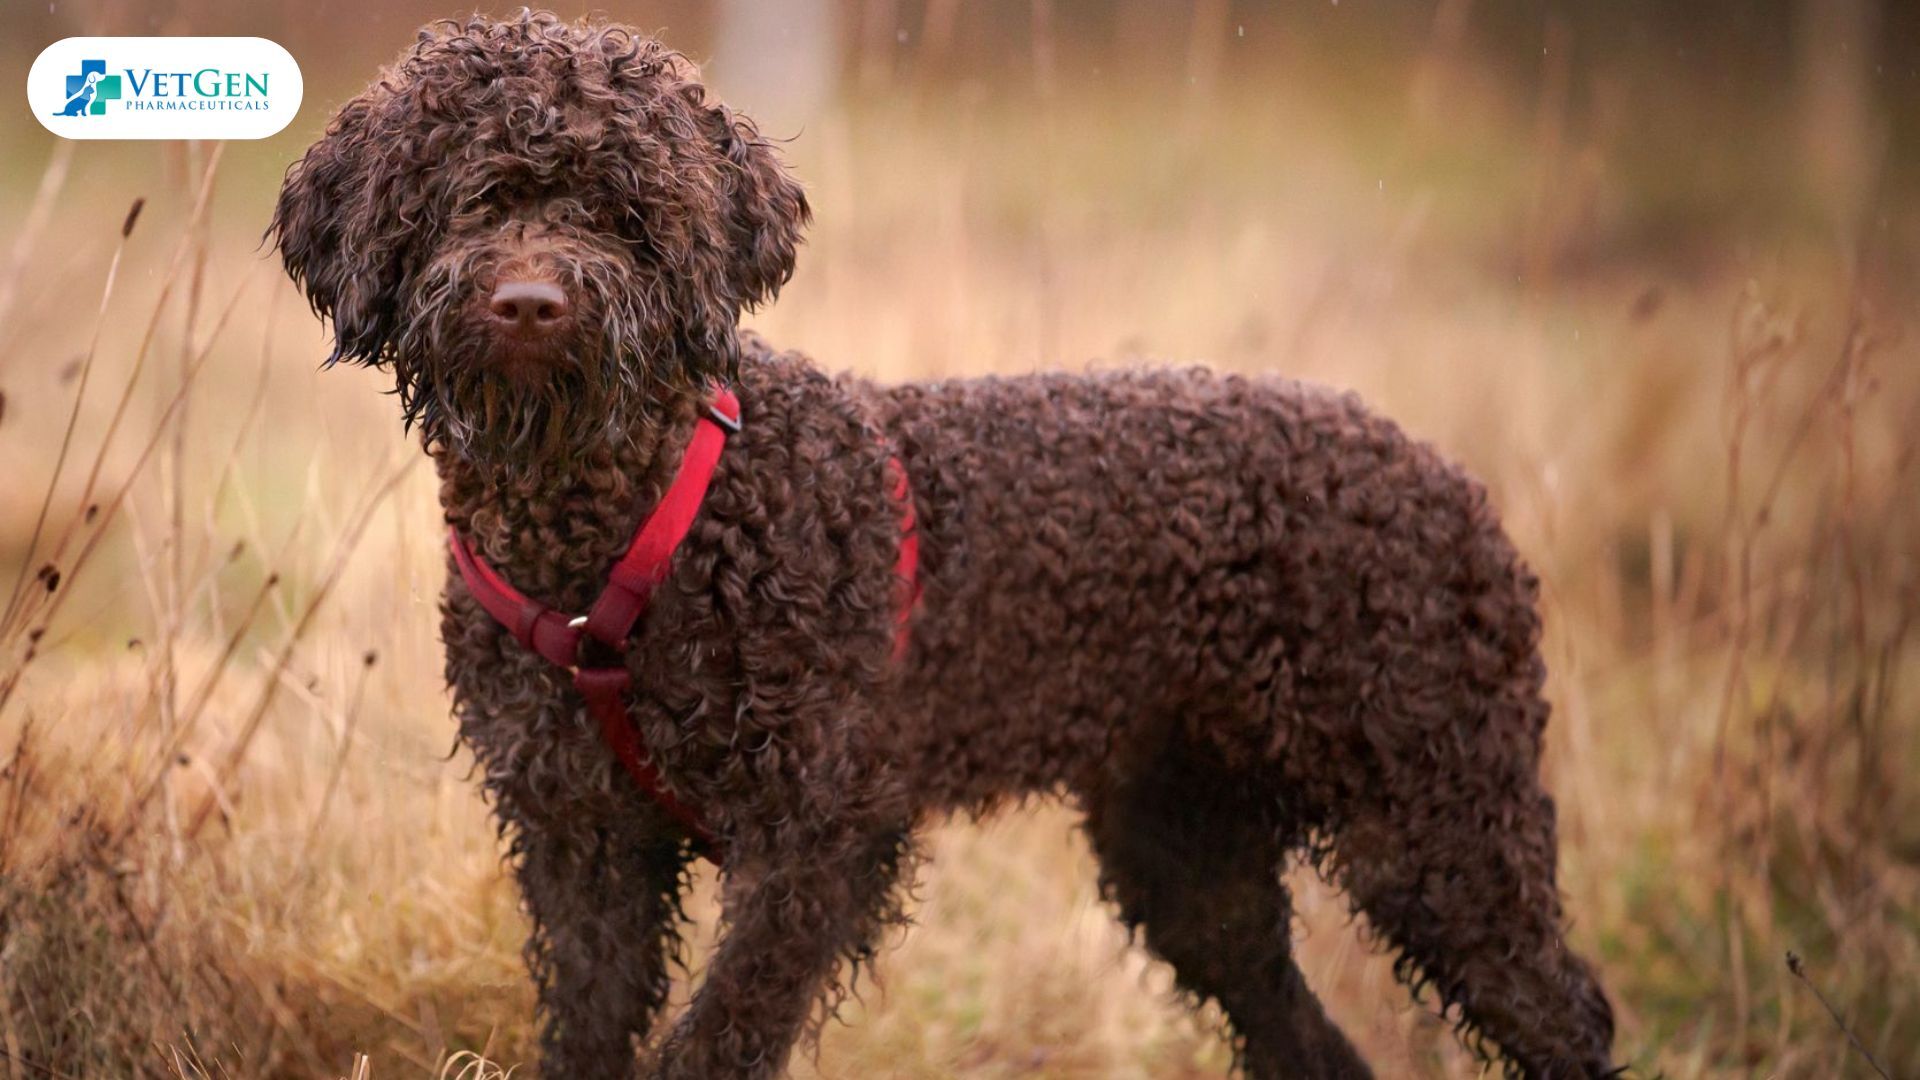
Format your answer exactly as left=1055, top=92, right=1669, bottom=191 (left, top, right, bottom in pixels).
left=581, top=394, right=740, bottom=651
left=447, top=387, right=918, bottom=865
left=574, top=667, right=716, bottom=850
left=447, top=528, right=582, bottom=670
left=889, top=457, right=920, bottom=662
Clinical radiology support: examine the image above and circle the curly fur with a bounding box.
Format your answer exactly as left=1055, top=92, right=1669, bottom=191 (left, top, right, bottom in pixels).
left=272, top=12, right=1616, bottom=1079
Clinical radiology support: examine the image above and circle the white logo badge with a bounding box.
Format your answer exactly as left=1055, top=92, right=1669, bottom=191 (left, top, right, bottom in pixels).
left=28, top=37, right=303, bottom=140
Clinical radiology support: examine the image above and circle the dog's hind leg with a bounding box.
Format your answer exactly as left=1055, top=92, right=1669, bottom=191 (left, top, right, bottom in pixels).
left=1080, top=746, right=1373, bottom=1080
left=1317, top=678, right=1616, bottom=1078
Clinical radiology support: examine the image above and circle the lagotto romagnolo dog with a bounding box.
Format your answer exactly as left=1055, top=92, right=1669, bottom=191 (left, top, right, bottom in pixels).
left=270, top=12, right=1616, bottom=1079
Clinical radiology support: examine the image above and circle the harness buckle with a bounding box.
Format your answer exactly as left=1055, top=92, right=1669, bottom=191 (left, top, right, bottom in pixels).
left=565, top=612, right=634, bottom=674
left=553, top=614, right=590, bottom=673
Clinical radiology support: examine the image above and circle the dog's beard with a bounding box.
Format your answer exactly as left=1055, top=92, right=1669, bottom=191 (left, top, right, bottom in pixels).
left=407, top=344, right=634, bottom=475
left=386, top=247, right=684, bottom=479
left=393, top=302, right=651, bottom=480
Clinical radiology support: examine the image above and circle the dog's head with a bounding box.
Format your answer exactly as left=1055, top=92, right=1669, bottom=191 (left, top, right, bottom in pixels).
left=270, top=11, right=807, bottom=468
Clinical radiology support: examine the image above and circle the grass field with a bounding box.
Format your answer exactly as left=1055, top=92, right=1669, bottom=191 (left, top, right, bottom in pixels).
left=1, top=12, right=1917, bottom=1078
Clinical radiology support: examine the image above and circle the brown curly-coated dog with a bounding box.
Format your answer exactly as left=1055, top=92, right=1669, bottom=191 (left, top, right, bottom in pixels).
left=271, top=11, right=1615, bottom=1080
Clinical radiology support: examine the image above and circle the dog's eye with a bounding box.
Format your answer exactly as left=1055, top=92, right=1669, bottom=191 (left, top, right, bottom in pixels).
left=613, top=208, right=651, bottom=250
left=448, top=199, right=497, bottom=232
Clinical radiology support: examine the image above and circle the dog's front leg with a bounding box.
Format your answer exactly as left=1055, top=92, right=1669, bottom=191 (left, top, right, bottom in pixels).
left=648, top=822, right=909, bottom=1079
left=504, top=794, right=692, bottom=1080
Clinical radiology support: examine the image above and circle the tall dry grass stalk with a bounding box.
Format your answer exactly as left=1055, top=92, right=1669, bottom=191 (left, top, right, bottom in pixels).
left=0, top=168, right=443, bottom=1078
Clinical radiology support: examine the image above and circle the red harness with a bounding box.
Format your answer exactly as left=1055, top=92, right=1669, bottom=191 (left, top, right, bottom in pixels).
left=448, top=388, right=919, bottom=863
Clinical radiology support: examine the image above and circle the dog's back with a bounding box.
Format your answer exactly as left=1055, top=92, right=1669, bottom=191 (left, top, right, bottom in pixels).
left=865, top=364, right=1514, bottom=805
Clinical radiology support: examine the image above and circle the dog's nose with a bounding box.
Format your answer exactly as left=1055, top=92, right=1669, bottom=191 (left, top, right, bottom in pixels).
left=487, top=281, right=569, bottom=335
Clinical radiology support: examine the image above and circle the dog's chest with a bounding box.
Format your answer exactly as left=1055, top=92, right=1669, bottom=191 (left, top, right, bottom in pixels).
left=434, top=442, right=696, bottom=738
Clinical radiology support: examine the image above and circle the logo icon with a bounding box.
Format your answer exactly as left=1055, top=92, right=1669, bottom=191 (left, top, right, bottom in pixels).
left=55, top=59, right=121, bottom=117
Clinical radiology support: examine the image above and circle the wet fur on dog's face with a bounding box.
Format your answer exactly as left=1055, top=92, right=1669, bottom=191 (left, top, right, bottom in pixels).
left=270, top=11, right=808, bottom=471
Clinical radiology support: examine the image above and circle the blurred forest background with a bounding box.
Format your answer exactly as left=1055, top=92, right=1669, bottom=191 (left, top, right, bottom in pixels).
left=1, top=1, right=1916, bottom=1077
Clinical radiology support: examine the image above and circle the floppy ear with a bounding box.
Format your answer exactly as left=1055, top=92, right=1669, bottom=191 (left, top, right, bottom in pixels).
left=706, top=105, right=809, bottom=311
left=268, top=92, right=408, bottom=366
left=667, top=96, right=810, bottom=380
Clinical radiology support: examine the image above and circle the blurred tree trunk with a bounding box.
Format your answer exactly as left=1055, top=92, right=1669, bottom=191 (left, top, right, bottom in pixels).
left=1115, top=0, right=1189, bottom=86
left=1796, top=0, right=1881, bottom=238
left=710, top=0, right=839, bottom=135
left=1409, top=0, right=1474, bottom=128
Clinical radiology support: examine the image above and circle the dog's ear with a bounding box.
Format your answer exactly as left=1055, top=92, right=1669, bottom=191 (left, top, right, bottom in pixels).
left=669, top=95, right=809, bottom=381
left=703, top=105, right=810, bottom=312
left=269, top=90, right=410, bottom=367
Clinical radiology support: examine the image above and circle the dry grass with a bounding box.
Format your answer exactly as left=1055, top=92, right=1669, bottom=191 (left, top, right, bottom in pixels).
left=1, top=36, right=1916, bottom=1080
